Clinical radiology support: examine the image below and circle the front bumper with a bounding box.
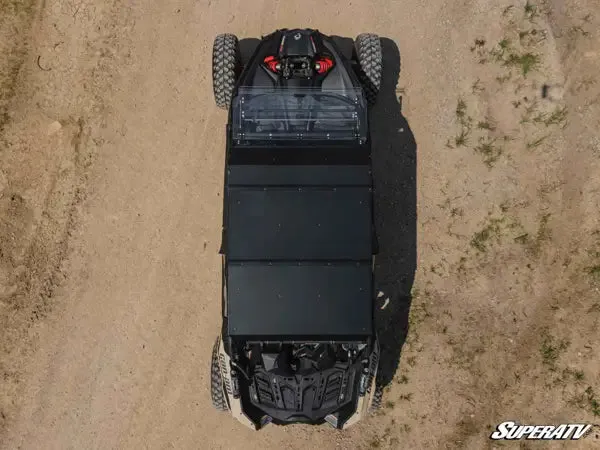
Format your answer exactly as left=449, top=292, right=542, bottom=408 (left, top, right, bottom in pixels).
left=217, top=338, right=379, bottom=430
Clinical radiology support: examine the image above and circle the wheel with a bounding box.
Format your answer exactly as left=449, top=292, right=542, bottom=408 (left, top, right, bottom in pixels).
left=211, top=337, right=229, bottom=411
left=212, top=34, right=241, bottom=109
left=354, top=33, right=383, bottom=106
left=369, top=384, right=383, bottom=413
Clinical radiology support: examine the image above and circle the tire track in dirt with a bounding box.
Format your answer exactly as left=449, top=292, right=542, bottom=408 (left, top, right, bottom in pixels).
left=0, top=0, right=135, bottom=438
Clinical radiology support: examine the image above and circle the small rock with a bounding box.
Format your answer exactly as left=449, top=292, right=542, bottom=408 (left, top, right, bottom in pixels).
left=47, top=121, right=62, bottom=135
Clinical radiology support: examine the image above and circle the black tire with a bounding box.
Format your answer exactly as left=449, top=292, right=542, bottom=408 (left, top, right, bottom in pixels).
left=211, top=337, right=229, bottom=411
left=354, top=33, right=383, bottom=106
left=212, top=34, right=241, bottom=109
left=369, top=384, right=383, bottom=413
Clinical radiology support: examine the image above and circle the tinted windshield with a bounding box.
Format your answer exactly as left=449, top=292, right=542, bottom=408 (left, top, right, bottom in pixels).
left=231, top=87, right=367, bottom=144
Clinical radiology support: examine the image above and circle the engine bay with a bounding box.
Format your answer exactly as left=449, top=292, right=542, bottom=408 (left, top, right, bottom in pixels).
left=247, top=342, right=368, bottom=375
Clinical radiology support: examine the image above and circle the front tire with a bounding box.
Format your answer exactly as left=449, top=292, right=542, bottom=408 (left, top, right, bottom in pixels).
left=212, top=34, right=241, bottom=109
left=354, top=33, right=383, bottom=106
left=211, top=337, right=229, bottom=411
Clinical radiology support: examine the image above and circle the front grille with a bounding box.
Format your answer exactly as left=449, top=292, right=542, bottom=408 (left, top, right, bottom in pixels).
left=251, top=367, right=354, bottom=413
left=254, top=372, right=276, bottom=407
left=324, top=373, right=342, bottom=403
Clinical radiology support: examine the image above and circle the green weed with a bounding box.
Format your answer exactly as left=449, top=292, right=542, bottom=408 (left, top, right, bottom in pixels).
left=470, top=217, right=505, bottom=252
left=504, top=52, right=540, bottom=75
left=475, top=137, right=503, bottom=167
left=540, top=330, right=569, bottom=370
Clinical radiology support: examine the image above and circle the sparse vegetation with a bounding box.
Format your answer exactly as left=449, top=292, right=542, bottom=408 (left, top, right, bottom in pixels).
left=543, top=106, right=568, bottom=127
left=489, top=38, right=511, bottom=62
left=457, top=256, right=467, bottom=275
left=474, top=137, right=502, bottom=167
left=575, top=77, right=596, bottom=92
left=570, top=387, right=600, bottom=417
left=526, top=135, right=548, bottom=149
left=496, top=73, right=512, bottom=84
left=471, top=78, right=484, bottom=93
left=585, top=387, right=600, bottom=417
left=456, top=98, right=467, bottom=120
left=553, top=367, right=586, bottom=386
left=449, top=97, right=478, bottom=149
left=498, top=38, right=511, bottom=51
left=450, top=207, right=463, bottom=218
left=369, top=438, right=381, bottom=448
left=470, top=38, right=486, bottom=52
left=569, top=25, right=590, bottom=38
left=470, top=217, right=505, bottom=252
left=524, top=1, right=539, bottom=21
left=408, top=297, right=432, bottom=329
left=479, top=24, right=542, bottom=76
left=502, top=5, right=515, bottom=16
left=477, top=118, right=496, bottom=131
left=586, top=265, right=600, bottom=279
left=563, top=368, right=585, bottom=381
left=540, top=330, right=570, bottom=370
left=400, top=424, right=412, bottom=433
left=514, top=233, right=529, bottom=244
left=518, top=28, right=544, bottom=45
left=520, top=100, right=539, bottom=123
left=504, top=52, right=540, bottom=75
left=454, top=128, right=470, bottom=147
left=516, top=214, right=552, bottom=257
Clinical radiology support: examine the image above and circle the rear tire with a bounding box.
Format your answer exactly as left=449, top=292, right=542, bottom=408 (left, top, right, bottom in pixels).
left=212, top=34, right=241, bottom=109
left=354, top=33, right=383, bottom=106
left=211, top=337, right=229, bottom=411
left=369, top=384, right=383, bottom=413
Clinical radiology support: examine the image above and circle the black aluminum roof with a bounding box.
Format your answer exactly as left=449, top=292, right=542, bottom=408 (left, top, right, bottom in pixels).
left=223, top=162, right=374, bottom=338
left=226, top=185, right=372, bottom=261
left=226, top=262, right=372, bottom=337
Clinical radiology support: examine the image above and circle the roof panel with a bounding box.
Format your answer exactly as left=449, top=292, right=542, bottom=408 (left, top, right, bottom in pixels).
left=226, top=186, right=373, bottom=260
left=227, top=164, right=372, bottom=187
left=227, top=262, right=372, bottom=337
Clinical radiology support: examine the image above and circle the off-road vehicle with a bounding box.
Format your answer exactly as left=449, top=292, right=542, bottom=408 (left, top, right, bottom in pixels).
left=210, top=28, right=383, bottom=430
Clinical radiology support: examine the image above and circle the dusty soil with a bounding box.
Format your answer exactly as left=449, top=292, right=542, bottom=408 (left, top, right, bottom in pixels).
left=1, top=0, right=599, bottom=448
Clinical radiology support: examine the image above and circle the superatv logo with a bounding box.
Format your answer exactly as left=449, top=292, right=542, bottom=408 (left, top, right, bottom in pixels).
left=490, top=421, right=592, bottom=440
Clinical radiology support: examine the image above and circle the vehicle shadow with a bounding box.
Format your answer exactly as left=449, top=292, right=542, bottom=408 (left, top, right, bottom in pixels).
left=370, top=38, right=417, bottom=388
left=331, top=36, right=416, bottom=388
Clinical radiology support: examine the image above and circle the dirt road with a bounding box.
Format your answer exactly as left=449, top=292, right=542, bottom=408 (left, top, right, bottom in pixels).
left=1, top=0, right=599, bottom=449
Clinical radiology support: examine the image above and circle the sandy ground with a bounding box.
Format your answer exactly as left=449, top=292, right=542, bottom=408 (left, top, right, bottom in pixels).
left=1, top=0, right=600, bottom=449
